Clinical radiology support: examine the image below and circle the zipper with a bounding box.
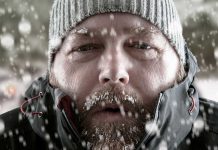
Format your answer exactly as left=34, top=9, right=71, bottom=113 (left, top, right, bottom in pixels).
left=136, top=93, right=164, bottom=150
left=61, top=110, right=81, bottom=143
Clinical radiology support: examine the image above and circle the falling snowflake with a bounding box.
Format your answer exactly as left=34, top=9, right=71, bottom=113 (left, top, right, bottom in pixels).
left=49, top=37, right=62, bottom=50
left=22, top=73, right=32, bottom=84
left=0, top=8, right=5, bottom=16
left=159, top=141, right=168, bottom=150
left=192, top=117, right=205, bottom=136
left=0, top=119, right=5, bottom=134
left=145, top=120, right=158, bottom=135
left=0, top=33, right=15, bottom=50
left=214, top=47, right=218, bottom=60
left=18, top=18, right=32, bottom=35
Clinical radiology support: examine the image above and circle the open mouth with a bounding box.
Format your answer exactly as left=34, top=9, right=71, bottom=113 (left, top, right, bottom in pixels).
left=90, top=103, right=130, bottom=123
left=103, top=107, right=121, bottom=113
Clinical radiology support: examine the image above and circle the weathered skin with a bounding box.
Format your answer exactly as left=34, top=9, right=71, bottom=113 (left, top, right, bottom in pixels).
left=50, top=13, right=180, bottom=124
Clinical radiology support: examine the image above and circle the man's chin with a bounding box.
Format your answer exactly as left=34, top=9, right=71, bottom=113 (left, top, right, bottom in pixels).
left=81, top=117, right=145, bottom=150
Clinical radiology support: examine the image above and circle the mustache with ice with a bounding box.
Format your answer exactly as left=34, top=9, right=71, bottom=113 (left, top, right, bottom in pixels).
left=79, top=87, right=153, bottom=149
left=82, top=86, right=150, bottom=119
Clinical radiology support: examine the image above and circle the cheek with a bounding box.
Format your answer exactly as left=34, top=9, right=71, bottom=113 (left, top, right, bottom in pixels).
left=53, top=53, right=99, bottom=106
left=132, top=52, right=179, bottom=102
left=161, top=51, right=180, bottom=84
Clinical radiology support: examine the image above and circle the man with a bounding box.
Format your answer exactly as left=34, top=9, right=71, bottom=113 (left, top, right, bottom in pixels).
left=0, top=0, right=218, bottom=149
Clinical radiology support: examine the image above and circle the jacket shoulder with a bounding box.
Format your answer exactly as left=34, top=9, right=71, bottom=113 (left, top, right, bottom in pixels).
left=0, top=108, right=47, bottom=150
left=0, top=108, right=27, bottom=130
left=178, top=98, right=218, bottom=150
left=199, top=97, right=218, bottom=134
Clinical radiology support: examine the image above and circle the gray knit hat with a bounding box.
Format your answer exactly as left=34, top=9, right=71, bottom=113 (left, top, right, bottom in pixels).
left=48, top=0, right=185, bottom=69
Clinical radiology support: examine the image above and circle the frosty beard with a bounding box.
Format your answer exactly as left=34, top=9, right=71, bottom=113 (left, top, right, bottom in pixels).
left=79, top=89, right=153, bottom=150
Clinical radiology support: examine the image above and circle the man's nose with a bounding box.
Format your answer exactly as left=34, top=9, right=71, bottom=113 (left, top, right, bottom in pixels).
left=98, top=48, right=131, bottom=85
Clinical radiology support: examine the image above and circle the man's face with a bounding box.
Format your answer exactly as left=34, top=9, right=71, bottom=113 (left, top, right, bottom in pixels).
left=50, top=13, right=180, bottom=149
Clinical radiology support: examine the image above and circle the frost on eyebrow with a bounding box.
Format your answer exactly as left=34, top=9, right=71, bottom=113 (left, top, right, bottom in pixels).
left=129, top=26, right=160, bottom=35
left=70, top=27, right=89, bottom=35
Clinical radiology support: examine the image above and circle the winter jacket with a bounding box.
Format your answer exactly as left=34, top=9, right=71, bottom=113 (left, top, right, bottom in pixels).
left=0, top=49, right=218, bottom=150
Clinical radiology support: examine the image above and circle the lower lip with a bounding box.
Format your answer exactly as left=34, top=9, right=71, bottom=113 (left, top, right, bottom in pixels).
left=92, top=111, right=125, bottom=123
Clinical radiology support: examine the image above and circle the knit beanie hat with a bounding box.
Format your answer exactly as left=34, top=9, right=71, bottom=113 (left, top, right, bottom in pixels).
left=48, top=0, right=186, bottom=70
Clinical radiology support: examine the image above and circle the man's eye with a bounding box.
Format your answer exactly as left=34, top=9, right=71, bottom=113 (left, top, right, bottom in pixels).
left=77, top=44, right=100, bottom=52
left=128, top=42, right=152, bottom=50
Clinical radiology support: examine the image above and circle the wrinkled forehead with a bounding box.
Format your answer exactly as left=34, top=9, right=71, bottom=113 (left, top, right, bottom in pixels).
left=67, top=13, right=161, bottom=37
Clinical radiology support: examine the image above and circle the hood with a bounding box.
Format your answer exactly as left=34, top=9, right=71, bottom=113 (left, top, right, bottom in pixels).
left=22, top=47, right=199, bottom=150
left=136, top=47, right=200, bottom=149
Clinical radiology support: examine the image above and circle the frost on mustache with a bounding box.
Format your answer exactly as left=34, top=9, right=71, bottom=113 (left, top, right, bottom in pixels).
left=83, top=90, right=136, bottom=112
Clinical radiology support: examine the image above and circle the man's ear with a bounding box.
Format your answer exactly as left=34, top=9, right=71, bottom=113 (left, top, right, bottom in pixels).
left=49, top=66, right=58, bottom=88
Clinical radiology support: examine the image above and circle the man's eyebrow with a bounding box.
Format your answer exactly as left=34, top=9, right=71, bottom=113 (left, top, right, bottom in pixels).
left=126, top=26, right=160, bottom=35
left=68, top=26, right=160, bottom=37
left=70, top=27, right=90, bottom=36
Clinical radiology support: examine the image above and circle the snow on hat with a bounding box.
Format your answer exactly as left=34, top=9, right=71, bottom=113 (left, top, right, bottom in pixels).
left=48, top=0, right=186, bottom=70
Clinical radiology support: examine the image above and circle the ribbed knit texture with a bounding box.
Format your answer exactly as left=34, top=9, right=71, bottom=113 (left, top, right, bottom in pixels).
left=48, top=0, right=185, bottom=69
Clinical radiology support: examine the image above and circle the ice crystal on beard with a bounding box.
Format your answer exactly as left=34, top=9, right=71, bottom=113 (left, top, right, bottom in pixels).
left=119, top=105, right=126, bottom=117
left=116, top=130, right=121, bottom=137
left=99, top=134, right=104, bottom=141
left=145, top=120, right=158, bottom=135
left=84, top=91, right=136, bottom=111
left=127, top=111, right=133, bottom=117
left=134, top=112, right=139, bottom=119
left=0, top=119, right=5, bottom=134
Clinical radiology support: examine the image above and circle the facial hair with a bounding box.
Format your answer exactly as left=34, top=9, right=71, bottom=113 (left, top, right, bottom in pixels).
left=78, top=87, right=154, bottom=150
